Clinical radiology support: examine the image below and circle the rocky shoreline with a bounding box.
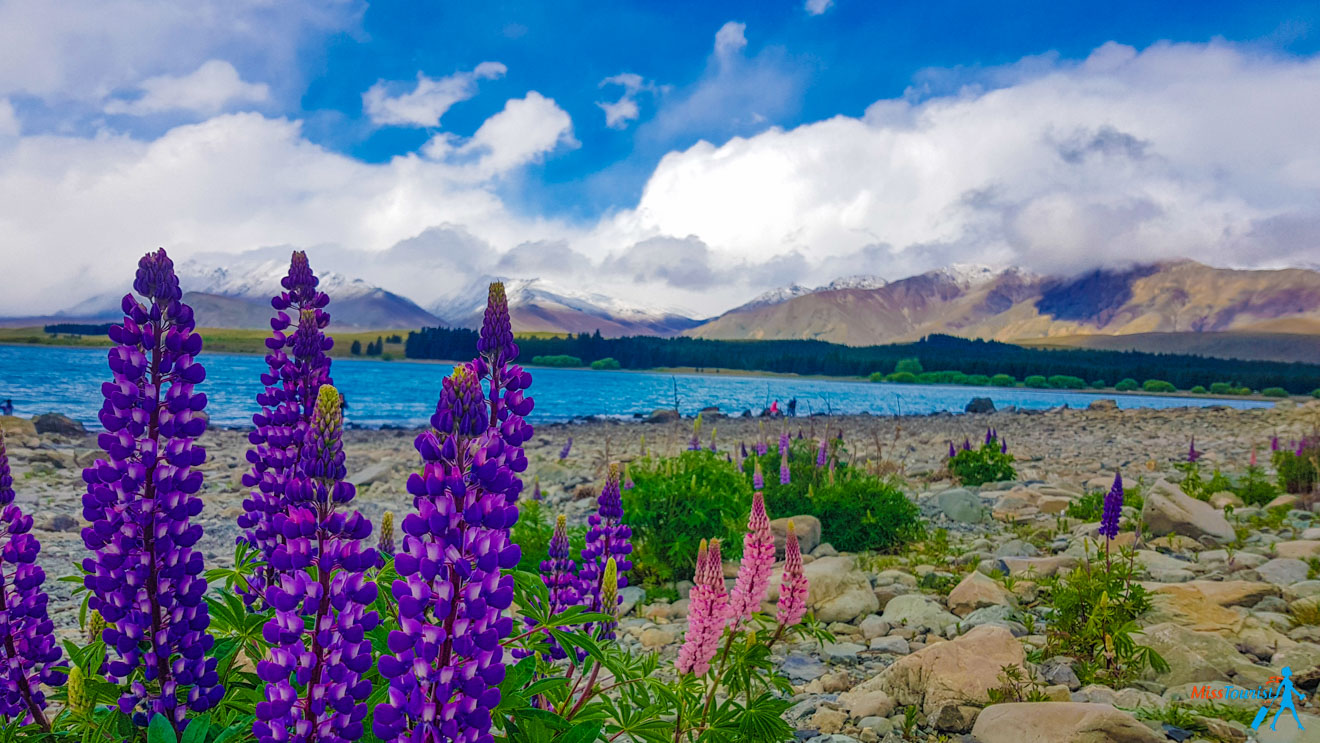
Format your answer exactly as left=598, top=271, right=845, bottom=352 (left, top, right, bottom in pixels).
left=3, top=399, right=1319, bottom=741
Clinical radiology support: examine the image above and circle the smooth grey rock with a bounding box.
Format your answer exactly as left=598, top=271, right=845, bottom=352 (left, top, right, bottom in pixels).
left=783, top=653, right=828, bottom=682
left=1256, top=557, right=1310, bottom=586
left=868, top=636, right=910, bottom=655
left=965, top=397, right=995, bottom=414
left=937, top=489, right=987, bottom=524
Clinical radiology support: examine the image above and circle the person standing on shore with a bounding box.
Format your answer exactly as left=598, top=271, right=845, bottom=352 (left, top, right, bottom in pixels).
left=0, top=399, right=11, bottom=415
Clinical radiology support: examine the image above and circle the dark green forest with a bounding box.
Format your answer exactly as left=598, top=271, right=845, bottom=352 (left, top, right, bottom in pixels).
left=405, top=328, right=1320, bottom=394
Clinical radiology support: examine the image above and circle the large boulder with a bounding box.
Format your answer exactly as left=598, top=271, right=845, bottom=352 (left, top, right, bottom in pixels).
left=769, top=515, right=821, bottom=556
left=947, top=570, right=1014, bottom=617
left=0, top=415, right=36, bottom=439
left=1148, top=580, right=1278, bottom=609
left=936, top=488, right=987, bottom=524
left=854, top=625, right=1027, bottom=732
left=31, top=412, right=86, bottom=436
left=1135, top=623, right=1275, bottom=687
left=1256, top=557, right=1311, bottom=586
left=1141, top=479, right=1234, bottom=544
left=802, top=555, right=878, bottom=623
left=964, top=397, right=995, bottom=414
left=646, top=408, right=680, bottom=424
left=1275, top=540, right=1320, bottom=560
left=971, top=702, right=1164, bottom=743
left=879, top=594, right=960, bottom=633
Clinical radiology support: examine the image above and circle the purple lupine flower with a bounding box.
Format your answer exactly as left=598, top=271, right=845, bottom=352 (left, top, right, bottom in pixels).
left=962, top=438, right=972, bottom=452
left=816, top=439, right=827, bottom=468
left=239, top=251, right=334, bottom=607
left=797, top=429, right=804, bottom=440
left=80, top=249, right=222, bottom=731
left=0, top=430, right=62, bottom=730
left=1098, top=471, right=1123, bottom=540
left=741, top=442, right=749, bottom=458
left=1000, top=436, right=1008, bottom=454
left=531, top=514, right=580, bottom=660
left=948, top=441, right=956, bottom=459
left=375, top=283, right=533, bottom=743
left=708, top=426, right=718, bottom=452
left=254, top=385, right=379, bottom=743
left=1271, top=435, right=1279, bottom=451
left=778, top=432, right=789, bottom=454
left=531, top=476, right=543, bottom=500
left=559, top=437, right=573, bottom=460
left=984, top=428, right=993, bottom=446
left=579, top=463, right=634, bottom=639
left=837, top=429, right=844, bottom=441
left=1187, top=438, right=1201, bottom=462
left=779, top=448, right=791, bottom=485
left=753, top=459, right=764, bottom=490
left=755, top=425, right=768, bottom=457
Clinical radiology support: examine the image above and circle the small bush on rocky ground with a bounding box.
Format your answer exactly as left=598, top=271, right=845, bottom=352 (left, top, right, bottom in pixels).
left=624, top=449, right=751, bottom=584
left=1273, top=435, right=1319, bottom=493
left=986, top=665, right=1050, bottom=705
left=1115, top=377, right=1139, bottom=391
left=1232, top=462, right=1280, bottom=506
left=1066, top=483, right=1144, bottom=521
left=948, top=436, right=1016, bottom=486
left=1143, top=378, right=1176, bottom=392
left=1262, top=386, right=1290, bottom=397
left=1042, top=546, right=1168, bottom=684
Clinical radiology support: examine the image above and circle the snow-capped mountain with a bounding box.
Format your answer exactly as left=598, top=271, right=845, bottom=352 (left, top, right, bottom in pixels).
left=432, top=278, right=701, bottom=337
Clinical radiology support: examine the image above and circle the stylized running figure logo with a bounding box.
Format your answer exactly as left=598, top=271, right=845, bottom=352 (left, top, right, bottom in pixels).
left=1251, top=666, right=1306, bottom=732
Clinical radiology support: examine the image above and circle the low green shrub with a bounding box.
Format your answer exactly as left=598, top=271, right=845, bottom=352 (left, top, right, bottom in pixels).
left=1090, top=379, right=1106, bottom=389
left=1261, top=387, right=1289, bottom=398
left=948, top=440, right=1016, bottom=486
left=1024, top=375, right=1048, bottom=388
left=589, top=356, right=621, bottom=370
left=1142, top=379, right=1176, bottom=393
left=1115, top=378, right=1139, bottom=391
left=895, top=357, right=924, bottom=374
left=532, top=354, right=584, bottom=367
left=1273, top=439, right=1319, bottom=494
left=1234, top=464, right=1281, bottom=506
left=964, top=374, right=991, bottom=386
left=1209, top=381, right=1233, bottom=394
left=990, top=373, right=1017, bottom=387
left=1048, top=374, right=1086, bottom=389
left=1190, top=385, right=1207, bottom=394
left=884, top=371, right=917, bottom=383
left=1312, top=388, right=1320, bottom=399
left=917, top=370, right=970, bottom=385
left=624, top=450, right=751, bottom=584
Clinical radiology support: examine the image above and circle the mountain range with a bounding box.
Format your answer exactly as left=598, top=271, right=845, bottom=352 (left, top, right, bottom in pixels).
left=15, top=257, right=1320, bottom=363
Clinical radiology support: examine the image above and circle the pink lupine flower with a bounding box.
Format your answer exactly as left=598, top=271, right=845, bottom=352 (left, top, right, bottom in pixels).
left=727, top=493, right=774, bottom=629
left=776, top=524, right=808, bottom=628
left=676, top=539, right=728, bottom=676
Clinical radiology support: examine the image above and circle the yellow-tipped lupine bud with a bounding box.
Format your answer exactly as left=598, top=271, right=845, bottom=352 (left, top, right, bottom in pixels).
left=378, top=511, right=395, bottom=555
left=86, top=610, right=106, bottom=645
left=601, top=557, right=619, bottom=617
left=67, top=665, right=91, bottom=715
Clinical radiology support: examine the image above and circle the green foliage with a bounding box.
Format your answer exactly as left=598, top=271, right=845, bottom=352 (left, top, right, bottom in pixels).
left=1114, top=378, right=1139, bottom=391
left=1023, top=375, right=1048, bottom=388
left=882, top=371, right=917, bottom=383
left=1262, top=386, right=1290, bottom=398
left=742, top=441, right=923, bottom=553
left=1313, top=388, right=1320, bottom=399
left=964, top=374, right=991, bottom=386
left=1090, top=379, right=1106, bottom=389
left=1273, top=441, right=1319, bottom=494
left=986, top=665, right=1050, bottom=705
left=915, top=370, right=970, bottom=385
left=513, top=500, right=588, bottom=574
left=624, top=450, right=752, bottom=584
left=533, top=354, right=585, bottom=367
left=948, top=441, right=1016, bottom=486
left=894, top=357, right=924, bottom=374
left=1209, top=381, right=1252, bottom=395
left=1047, top=374, right=1085, bottom=389
left=1233, top=465, right=1281, bottom=506
left=1142, top=379, right=1176, bottom=393
left=990, top=373, right=1016, bottom=387
left=1043, top=547, right=1168, bottom=684
left=1190, top=385, right=1207, bottom=394
left=1066, top=484, right=1143, bottom=521
left=590, top=357, right=621, bottom=370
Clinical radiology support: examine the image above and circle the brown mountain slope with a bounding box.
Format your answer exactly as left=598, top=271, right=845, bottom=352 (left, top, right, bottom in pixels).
left=687, top=261, right=1320, bottom=352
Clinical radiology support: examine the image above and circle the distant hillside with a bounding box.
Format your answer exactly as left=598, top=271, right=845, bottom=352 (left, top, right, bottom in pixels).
left=689, top=261, right=1320, bottom=361
left=1024, top=331, right=1320, bottom=365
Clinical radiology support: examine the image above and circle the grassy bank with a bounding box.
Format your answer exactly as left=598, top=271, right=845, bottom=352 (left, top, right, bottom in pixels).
left=0, top=326, right=414, bottom=358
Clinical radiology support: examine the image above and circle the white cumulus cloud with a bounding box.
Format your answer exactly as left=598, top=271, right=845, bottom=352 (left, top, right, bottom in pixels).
left=805, top=0, right=834, bottom=16
left=596, top=73, right=662, bottom=129
left=104, top=60, right=269, bottom=115
left=363, top=62, right=507, bottom=127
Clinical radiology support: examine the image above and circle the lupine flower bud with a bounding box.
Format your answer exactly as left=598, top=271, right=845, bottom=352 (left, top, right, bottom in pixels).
left=676, top=540, right=728, bottom=676
left=1271, top=436, right=1280, bottom=451
left=599, top=557, right=619, bottom=637
left=66, top=666, right=91, bottom=716
left=560, top=437, right=573, bottom=460
left=756, top=424, right=768, bottom=456
left=239, top=251, right=334, bottom=608
left=86, top=610, right=106, bottom=646
left=709, top=425, right=718, bottom=452
left=780, top=448, right=791, bottom=485
left=741, top=442, right=748, bottom=458
left=962, top=438, right=972, bottom=451
left=622, top=463, right=634, bottom=490
left=816, top=439, right=827, bottom=468
left=753, top=459, right=764, bottom=490
left=0, top=430, right=63, bottom=729
left=1187, top=437, right=1201, bottom=462
left=778, top=432, right=789, bottom=455
left=727, top=492, right=774, bottom=629
left=580, top=464, right=633, bottom=638
left=532, top=476, right=543, bottom=500
left=377, top=511, right=395, bottom=557
left=776, top=525, right=808, bottom=628
left=688, top=414, right=702, bottom=451
left=948, top=441, right=956, bottom=458
left=1000, top=436, right=1007, bottom=454
left=1098, top=471, right=1123, bottom=540
left=82, top=250, right=220, bottom=731
left=301, top=384, right=346, bottom=482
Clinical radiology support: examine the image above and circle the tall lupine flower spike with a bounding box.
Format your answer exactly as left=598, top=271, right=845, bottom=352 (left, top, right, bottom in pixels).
left=962, top=438, right=972, bottom=451
left=708, top=425, right=718, bottom=452
left=1098, top=471, right=1123, bottom=541
left=688, top=414, right=703, bottom=451
left=1000, top=437, right=1008, bottom=454
left=378, top=511, right=396, bottom=558
left=579, top=464, right=633, bottom=638
left=985, top=428, right=993, bottom=446
left=239, top=250, right=334, bottom=607
left=1271, top=435, right=1280, bottom=451
left=1187, top=438, right=1201, bottom=462
left=676, top=540, right=728, bottom=676
left=815, top=439, right=827, bottom=468
left=948, top=442, right=956, bottom=459
left=255, top=385, right=380, bottom=743
left=741, top=442, right=748, bottom=459
left=753, top=459, right=764, bottom=490
left=622, top=463, right=634, bottom=490
left=375, top=285, right=534, bottom=743
left=559, top=437, right=573, bottom=460
left=524, top=514, right=581, bottom=661
left=0, top=430, right=63, bottom=730
left=776, top=525, right=808, bottom=628
left=532, top=476, right=543, bottom=500
left=756, top=423, right=768, bottom=456
left=778, top=432, right=789, bottom=455
left=779, top=447, right=791, bottom=485
left=81, top=249, right=222, bottom=731
left=727, top=492, right=774, bottom=630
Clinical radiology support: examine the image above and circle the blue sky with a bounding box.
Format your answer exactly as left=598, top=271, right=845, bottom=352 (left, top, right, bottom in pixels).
left=2, top=0, right=1319, bottom=317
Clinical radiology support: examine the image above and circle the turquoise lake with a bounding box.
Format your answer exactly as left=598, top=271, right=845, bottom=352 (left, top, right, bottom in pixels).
left=0, top=345, right=1272, bottom=429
